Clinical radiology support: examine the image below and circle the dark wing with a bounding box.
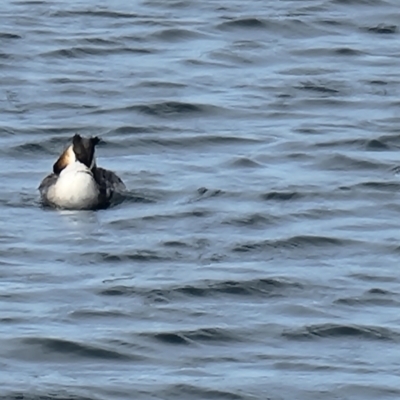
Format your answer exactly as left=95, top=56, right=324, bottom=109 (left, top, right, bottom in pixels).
left=92, top=167, right=126, bottom=203
left=38, top=173, right=57, bottom=194
left=38, top=173, right=58, bottom=205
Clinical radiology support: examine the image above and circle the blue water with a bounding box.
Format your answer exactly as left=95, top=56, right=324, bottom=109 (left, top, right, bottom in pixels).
left=1, top=0, right=400, bottom=399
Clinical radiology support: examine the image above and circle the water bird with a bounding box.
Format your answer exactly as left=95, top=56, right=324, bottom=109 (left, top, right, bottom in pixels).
left=39, top=134, right=125, bottom=210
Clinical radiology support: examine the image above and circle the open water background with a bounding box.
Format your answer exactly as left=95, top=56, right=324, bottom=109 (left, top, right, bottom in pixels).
left=1, top=0, right=400, bottom=399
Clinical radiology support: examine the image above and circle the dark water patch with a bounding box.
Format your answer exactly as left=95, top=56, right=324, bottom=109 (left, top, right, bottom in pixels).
left=47, top=77, right=107, bottom=84
left=218, top=17, right=267, bottom=30
left=349, top=273, right=399, bottom=283
left=0, top=133, right=256, bottom=158
left=100, top=286, right=134, bottom=297
left=191, top=187, right=224, bottom=201
left=335, top=287, right=399, bottom=306
left=21, top=337, right=134, bottom=360
left=366, top=138, right=390, bottom=150
left=334, top=47, right=363, bottom=56
left=229, top=157, right=262, bottom=168
left=354, top=181, right=400, bottom=191
left=284, top=323, right=398, bottom=341
left=369, top=79, right=388, bottom=85
left=366, top=24, right=397, bottom=34
left=0, top=51, right=14, bottom=60
left=261, top=191, right=302, bottom=201
left=79, top=37, right=120, bottom=46
left=318, top=153, right=387, bottom=171
left=163, top=240, right=191, bottom=248
left=111, top=125, right=164, bottom=135
left=136, top=80, right=187, bottom=89
left=290, top=46, right=365, bottom=58
left=175, top=277, right=301, bottom=298
left=185, top=57, right=234, bottom=69
left=51, top=9, right=138, bottom=19
left=0, top=32, right=22, bottom=39
left=140, top=209, right=214, bottom=222
left=336, top=384, right=400, bottom=400
left=119, top=191, right=158, bottom=204
left=377, top=133, right=400, bottom=147
left=312, top=136, right=388, bottom=150
left=164, top=384, right=246, bottom=400
left=2, top=393, right=96, bottom=400
left=207, top=49, right=254, bottom=66
left=367, top=288, right=393, bottom=295
left=42, top=46, right=152, bottom=59
left=69, top=309, right=130, bottom=319
left=10, top=142, right=49, bottom=156
left=333, top=0, right=386, bottom=4
left=97, top=102, right=227, bottom=119
left=223, top=213, right=276, bottom=228
left=13, top=0, right=47, bottom=4
left=100, top=277, right=301, bottom=300
left=296, top=81, right=340, bottom=95
left=89, top=250, right=169, bottom=263
left=135, top=101, right=216, bottom=117
left=152, top=332, right=191, bottom=345
left=147, top=327, right=240, bottom=345
left=233, top=235, right=352, bottom=253
left=150, top=28, right=206, bottom=41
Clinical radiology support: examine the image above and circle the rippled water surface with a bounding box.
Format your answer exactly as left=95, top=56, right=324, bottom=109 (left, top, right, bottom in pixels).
left=1, top=0, right=400, bottom=399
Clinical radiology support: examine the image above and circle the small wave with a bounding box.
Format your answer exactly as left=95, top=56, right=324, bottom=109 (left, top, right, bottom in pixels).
left=164, top=384, right=245, bottom=400
left=140, top=209, right=214, bottom=222
left=261, top=191, right=302, bottom=201
left=149, top=28, right=207, bottom=41
left=143, top=327, right=241, bottom=346
left=318, top=154, right=388, bottom=171
left=21, top=337, right=134, bottom=360
left=335, top=288, right=398, bottom=306
left=311, top=136, right=392, bottom=151
left=134, top=101, right=213, bottom=117
left=233, top=235, right=351, bottom=253
left=112, top=125, right=160, bottom=135
left=296, top=81, right=340, bottom=94
left=99, top=277, right=301, bottom=299
left=366, top=139, right=390, bottom=150
left=0, top=33, right=22, bottom=40
left=284, top=323, right=398, bottom=341
left=354, top=181, right=400, bottom=191
left=42, top=46, right=152, bottom=59
left=69, top=309, right=130, bottom=319
left=229, top=157, right=262, bottom=168
left=177, top=277, right=301, bottom=298
left=162, top=240, right=190, bottom=248
left=85, top=250, right=168, bottom=264
left=218, top=17, right=267, bottom=30
left=290, top=46, right=365, bottom=58
left=333, top=0, right=383, bottom=4
left=11, top=142, right=49, bottom=156
left=1, top=393, right=95, bottom=400
left=51, top=9, right=138, bottom=19
left=93, top=101, right=225, bottom=118
left=136, top=80, right=187, bottom=89
left=366, top=24, right=397, bottom=34
left=223, top=213, right=276, bottom=228
left=191, top=187, right=224, bottom=201
left=334, top=47, right=364, bottom=56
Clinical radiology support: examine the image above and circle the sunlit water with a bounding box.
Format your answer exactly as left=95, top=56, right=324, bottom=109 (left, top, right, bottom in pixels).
left=1, top=0, right=400, bottom=399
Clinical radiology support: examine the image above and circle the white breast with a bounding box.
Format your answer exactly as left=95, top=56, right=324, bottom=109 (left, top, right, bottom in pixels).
left=47, top=162, right=100, bottom=210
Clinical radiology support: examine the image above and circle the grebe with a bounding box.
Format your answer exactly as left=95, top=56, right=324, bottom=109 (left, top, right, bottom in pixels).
left=39, top=134, right=125, bottom=210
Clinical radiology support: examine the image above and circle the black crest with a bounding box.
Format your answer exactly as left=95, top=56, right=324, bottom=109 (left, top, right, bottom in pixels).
left=72, top=134, right=100, bottom=168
